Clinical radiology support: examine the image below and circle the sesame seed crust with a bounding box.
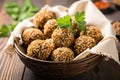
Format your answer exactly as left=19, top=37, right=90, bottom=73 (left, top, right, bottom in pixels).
left=112, top=21, right=120, bottom=35
left=51, top=47, right=74, bottom=62
left=22, top=28, right=44, bottom=46
left=44, top=19, right=57, bottom=37
left=52, top=28, right=75, bottom=48
left=74, top=36, right=96, bottom=55
left=27, top=39, right=54, bottom=60
left=33, top=10, right=56, bottom=28
left=45, top=38, right=55, bottom=51
left=80, top=25, right=103, bottom=43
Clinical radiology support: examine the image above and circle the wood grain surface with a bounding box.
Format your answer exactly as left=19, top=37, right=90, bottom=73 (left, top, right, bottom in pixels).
left=0, top=0, right=120, bottom=80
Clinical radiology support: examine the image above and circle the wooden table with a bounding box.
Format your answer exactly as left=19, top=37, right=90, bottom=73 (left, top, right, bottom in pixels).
left=0, top=0, right=120, bottom=80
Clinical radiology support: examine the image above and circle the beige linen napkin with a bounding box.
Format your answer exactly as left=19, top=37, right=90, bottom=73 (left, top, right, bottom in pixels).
left=4, top=0, right=120, bottom=65
left=69, top=0, right=119, bottom=65
left=4, top=18, right=35, bottom=56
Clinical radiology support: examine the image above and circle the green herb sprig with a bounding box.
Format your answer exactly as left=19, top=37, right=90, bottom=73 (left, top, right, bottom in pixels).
left=56, top=11, right=86, bottom=34
left=57, top=15, right=72, bottom=28
left=56, top=15, right=75, bottom=34
left=75, top=11, right=86, bottom=32
left=0, top=0, right=40, bottom=37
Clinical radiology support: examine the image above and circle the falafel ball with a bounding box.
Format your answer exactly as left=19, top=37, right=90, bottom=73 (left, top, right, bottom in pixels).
left=27, top=39, right=54, bottom=60
left=52, top=28, right=74, bottom=48
left=44, top=19, right=57, bottom=38
left=45, top=39, right=55, bottom=50
left=22, top=28, right=44, bottom=46
left=112, top=21, right=120, bottom=35
left=80, top=25, right=103, bottom=43
left=51, top=47, right=74, bottom=62
left=33, top=9, right=56, bottom=28
left=74, top=36, right=96, bottom=55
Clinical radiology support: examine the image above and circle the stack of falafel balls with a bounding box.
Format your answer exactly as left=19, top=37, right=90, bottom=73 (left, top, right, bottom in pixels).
left=22, top=9, right=103, bottom=62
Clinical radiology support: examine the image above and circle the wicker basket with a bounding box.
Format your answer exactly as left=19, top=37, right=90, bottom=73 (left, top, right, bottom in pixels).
left=15, top=39, right=103, bottom=78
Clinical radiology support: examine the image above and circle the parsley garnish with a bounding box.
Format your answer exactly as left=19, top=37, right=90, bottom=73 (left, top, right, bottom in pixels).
left=57, top=15, right=72, bottom=28
left=56, top=11, right=86, bottom=34
left=75, top=11, right=86, bottom=32
left=56, top=15, right=75, bottom=34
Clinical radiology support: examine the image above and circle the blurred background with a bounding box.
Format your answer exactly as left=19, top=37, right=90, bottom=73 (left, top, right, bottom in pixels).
left=0, top=0, right=120, bottom=27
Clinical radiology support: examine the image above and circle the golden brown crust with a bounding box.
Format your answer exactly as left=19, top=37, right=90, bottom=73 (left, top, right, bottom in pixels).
left=33, top=10, right=56, bottom=28
left=27, top=39, right=54, bottom=60
left=80, top=25, right=103, bottom=43
left=112, top=21, right=120, bottom=35
left=22, top=28, right=44, bottom=46
left=44, top=19, right=57, bottom=38
left=74, top=36, right=96, bottom=55
left=52, top=28, right=75, bottom=48
left=45, top=39, right=55, bottom=51
left=51, top=47, right=74, bottom=62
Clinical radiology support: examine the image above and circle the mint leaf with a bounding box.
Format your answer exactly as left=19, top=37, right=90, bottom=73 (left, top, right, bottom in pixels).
left=0, top=24, right=16, bottom=37
left=0, top=0, right=40, bottom=37
left=0, top=25, right=9, bottom=37
left=5, top=2, right=18, bottom=8
left=5, top=2, right=19, bottom=15
left=75, top=11, right=86, bottom=31
left=11, top=14, right=19, bottom=20
left=7, top=7, right=19, bottom=14
left=28, top=6, right=40, bottom=12
left=18, top=12, right=34, bottom=21
left=24, top=0, right=32, bottom=7
left=9, top=24, right=16, bottom=31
